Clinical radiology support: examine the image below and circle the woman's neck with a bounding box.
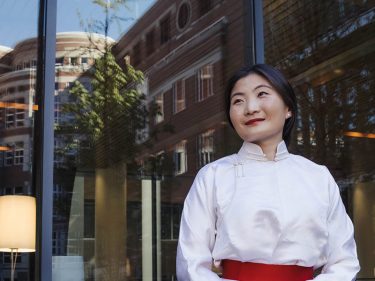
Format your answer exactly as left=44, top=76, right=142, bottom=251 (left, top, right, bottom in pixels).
left=254, top=140, right=282, bottom=161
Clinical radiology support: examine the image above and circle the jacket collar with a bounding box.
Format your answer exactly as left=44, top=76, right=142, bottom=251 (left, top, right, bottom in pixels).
left=237, top=140, right=289, bottom=162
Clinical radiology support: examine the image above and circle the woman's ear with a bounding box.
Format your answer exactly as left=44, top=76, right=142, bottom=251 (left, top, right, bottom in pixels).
left=286, top=111, right=292, bottom=119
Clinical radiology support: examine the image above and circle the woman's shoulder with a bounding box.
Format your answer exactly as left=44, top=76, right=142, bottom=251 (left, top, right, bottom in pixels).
left=288, top=153, right=330, bottom=176
left=195, top=154, right=237, bottom=178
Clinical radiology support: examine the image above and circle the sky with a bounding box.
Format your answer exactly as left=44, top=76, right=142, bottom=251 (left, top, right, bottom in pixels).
left=0, top=0, right=156, bottom=48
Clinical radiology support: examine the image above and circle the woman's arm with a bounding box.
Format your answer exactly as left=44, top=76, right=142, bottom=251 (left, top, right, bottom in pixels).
left=311, top=167, right=360, bottom=281
left=176, top=167, right=222, bottom=281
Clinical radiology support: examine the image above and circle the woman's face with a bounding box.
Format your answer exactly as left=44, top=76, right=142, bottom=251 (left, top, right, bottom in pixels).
left=229, top=73, right=291, bottom=146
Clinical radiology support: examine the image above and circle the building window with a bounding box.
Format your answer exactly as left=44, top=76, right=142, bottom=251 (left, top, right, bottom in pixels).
left=56, top=57, right=64, bottom=65
left=5, top=106, right=15, bottom=128
left=14, top=186, right=23, bottom=194
left=0, top=108, right=4, bottom=129
left=174, top=140, right=187, bottom=175
left=123, top=54, right=130, bottom=65
left=160, top=15, right=171, bottom=44
left=4, top=99, right=25, bottom=128
left=173, top=78, right=186, bottom=114
left=177, top=2, right=191, bottom=30
left=146, top=29, right=155, bottom=56
left=198, top=64, right=214, bottom=101
left=5, top=148, right=13, bottom=166
left=81, top=57, right=88, bottom=64
left=70, top=57, right=78, bottom=65
left=14, top=142, right=24, bottom=165
left=161, top=203, right=183, bottom=240
left=15, top=98, right=25, bottom=127
left=199, top=0, right=212, bottom=16
left=197, top=129, right=215, bottom=167
left=132, top=42, right=142, bottom=66
left=154, top=92, right=164, bottom=124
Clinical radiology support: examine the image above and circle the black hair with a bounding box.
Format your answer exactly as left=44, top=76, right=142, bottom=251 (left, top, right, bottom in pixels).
left=225, top=64, right=297, bottom=146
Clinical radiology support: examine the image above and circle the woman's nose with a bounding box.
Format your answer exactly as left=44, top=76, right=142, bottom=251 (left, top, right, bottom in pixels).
left=245, top=99, right=260, bottom=115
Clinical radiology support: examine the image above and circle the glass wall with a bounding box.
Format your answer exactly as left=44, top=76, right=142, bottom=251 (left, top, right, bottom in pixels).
left=0, top=1, right=39, bottom=280
left=263, top=1, right=374, bottom=279
left=1, top=0, right=372, bottom=280
left=51, top=0, right=374, bottom=280
left=51, top=0, right=249, bottom=280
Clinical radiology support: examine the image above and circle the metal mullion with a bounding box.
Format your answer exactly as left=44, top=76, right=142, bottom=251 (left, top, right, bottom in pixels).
left=34, top=0, right=57, bottom=280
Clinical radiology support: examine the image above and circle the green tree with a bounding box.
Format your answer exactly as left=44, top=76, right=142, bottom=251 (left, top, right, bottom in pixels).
left=66, top=53, right=145, bottom=167
left=64, top=0, right=146, bottom=167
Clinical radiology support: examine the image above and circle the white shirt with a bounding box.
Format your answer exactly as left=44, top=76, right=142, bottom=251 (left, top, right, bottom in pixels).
left=176, top=141, right=360, bottom=281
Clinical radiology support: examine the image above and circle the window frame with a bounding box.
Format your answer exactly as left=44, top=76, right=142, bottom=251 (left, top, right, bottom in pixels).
left=173, top=78, right=186, bottom=114
left=197, top=64, right=214, bottom=101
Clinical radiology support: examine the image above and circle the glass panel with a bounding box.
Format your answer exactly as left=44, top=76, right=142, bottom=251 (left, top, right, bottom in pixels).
left=263, top=1, right=374, bottom=279
left=116, top=2, right=245, bottom=280
left=0, top=1, right=39, bottom=280
left=53, top=1, right=157, bottom=280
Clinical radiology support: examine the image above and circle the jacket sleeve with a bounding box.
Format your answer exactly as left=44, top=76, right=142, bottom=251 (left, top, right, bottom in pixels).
left=311, top=167, right=360, bottom=281
left=176, top=167, right=222, bottom=281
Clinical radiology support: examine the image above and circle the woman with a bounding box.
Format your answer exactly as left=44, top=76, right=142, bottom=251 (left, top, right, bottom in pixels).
left=176, top=64, right=360, bottom=281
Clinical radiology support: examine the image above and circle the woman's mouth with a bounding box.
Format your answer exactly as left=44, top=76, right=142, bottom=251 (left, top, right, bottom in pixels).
left=245, top=118, right=265, bottom=125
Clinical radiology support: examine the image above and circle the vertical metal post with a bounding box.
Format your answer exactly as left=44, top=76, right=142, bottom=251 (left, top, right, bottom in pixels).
left=151, top=174, right=157, bottom=281
left=253, top=0, right=264, bottom=63
left=243, top=0, right=265, bottom=64
left=34, top=0, right=57, bottom=280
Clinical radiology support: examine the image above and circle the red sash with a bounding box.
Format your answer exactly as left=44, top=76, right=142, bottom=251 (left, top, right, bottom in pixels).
left=222, top=259, right=313, bottom=281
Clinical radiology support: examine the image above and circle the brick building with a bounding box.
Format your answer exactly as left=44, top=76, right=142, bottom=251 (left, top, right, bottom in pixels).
left=113, top=0, right=255, bottom=279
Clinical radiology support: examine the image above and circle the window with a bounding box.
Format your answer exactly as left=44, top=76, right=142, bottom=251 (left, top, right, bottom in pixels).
left=173, top=78, right=186, bottom=114
left=15, top=98, right=25, bottom=127
left=174, top=140, right=187, bottom=175
left=70, top=57, right=78, bottom=65
left=14, top=186, right=23, bottom=194
left=154, top=92, right=164, bottom=124
left=18, top=85, right=26, bottom=92
left=5, top=148, right=13, bottom=166
left=199, top=0, right=212, bottom=16
left=132, top=42, right=142, bottom=66
left=161, top=204, right=183, bottom=240
left=123, top=54, right=131, bottom=65
left=1, top=98, right=25, bottom=129
left=0, top=108, right=4, bottom=129
left=160, top=15, right=171, bottom=44
left=14, top=142, right=24, bottom=165
left=177, top=2, right=191, bottom=30
left=5, top=106, right=15, bottom=128
left=55, top=57, right=64, bottom=65
left=198, top=64, right=214, bottom=101
left=7, top=87, right=15, bottom=94
left=81, top=57, right=88, bottom=64
left=146, top=29, right=155, bottom=56
left=197, top=129, right=215, bottom=167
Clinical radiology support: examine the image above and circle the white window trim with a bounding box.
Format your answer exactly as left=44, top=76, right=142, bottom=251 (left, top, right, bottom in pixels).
left=173, top=78, right=186, bottom=114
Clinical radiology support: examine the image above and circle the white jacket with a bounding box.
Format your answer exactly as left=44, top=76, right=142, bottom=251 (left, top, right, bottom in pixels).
left=176, top=141, right=360, bottom=281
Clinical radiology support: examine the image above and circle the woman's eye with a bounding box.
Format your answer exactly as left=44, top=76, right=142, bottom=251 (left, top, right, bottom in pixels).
left=232, top=99, right=243, bottom=104
left=258, top=91, right=268, bottom=97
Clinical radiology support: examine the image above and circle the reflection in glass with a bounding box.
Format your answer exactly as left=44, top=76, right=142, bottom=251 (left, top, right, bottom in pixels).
left=0, top=1, right=39, bottom=280
left=48, top=0, right=374, bottom=280
left=263, top=1, right=375, bottom=278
